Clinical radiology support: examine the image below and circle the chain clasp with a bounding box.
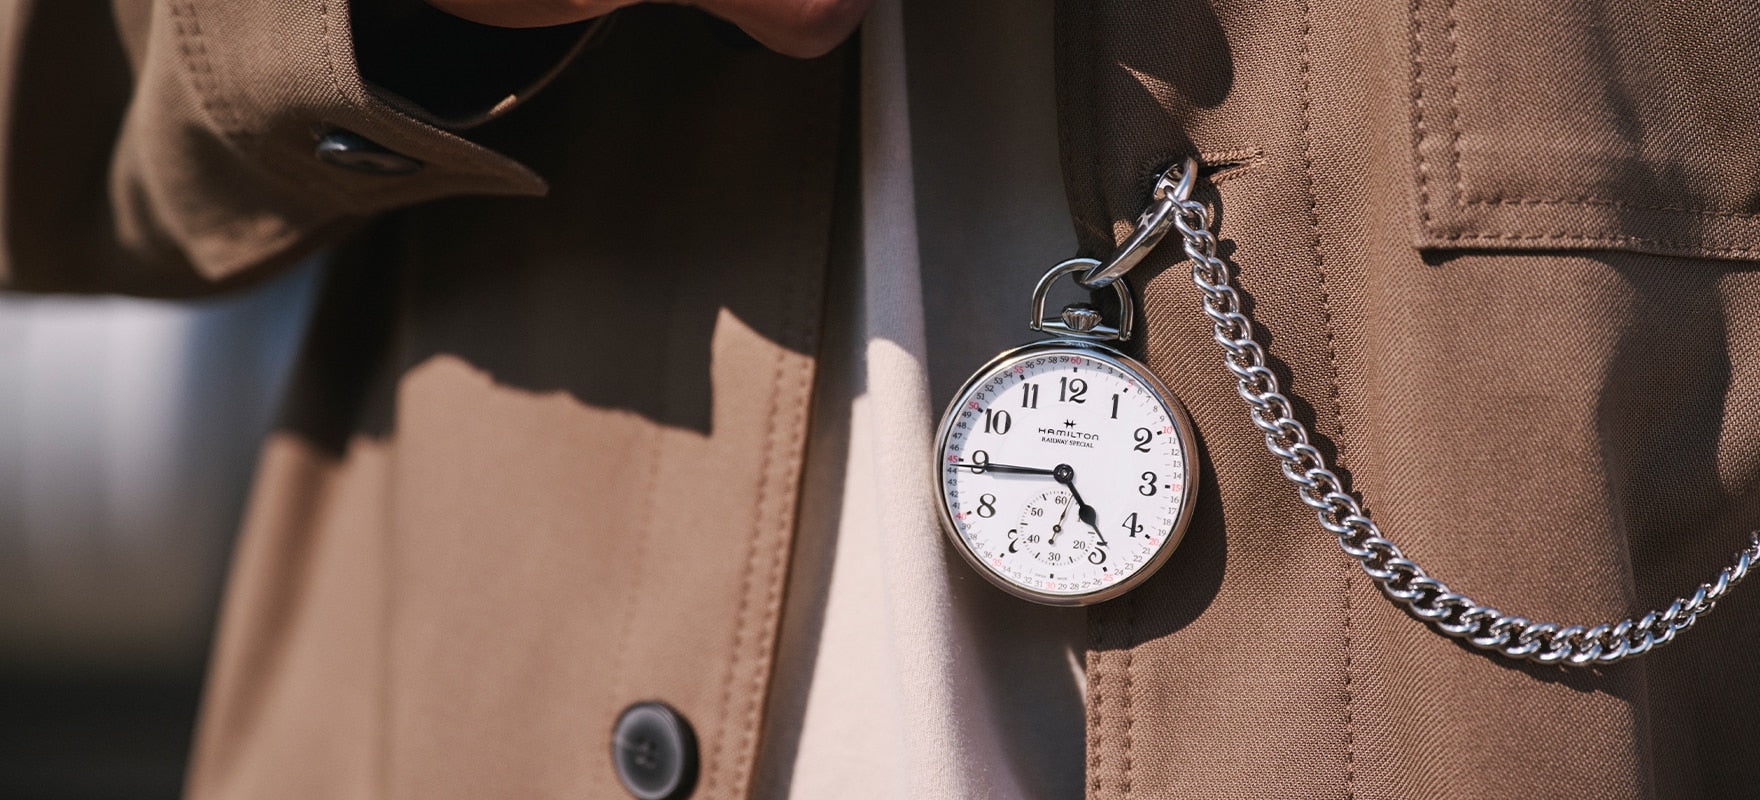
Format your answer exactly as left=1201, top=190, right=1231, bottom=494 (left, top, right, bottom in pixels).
left=1077, top=156, right=1198, bottom=289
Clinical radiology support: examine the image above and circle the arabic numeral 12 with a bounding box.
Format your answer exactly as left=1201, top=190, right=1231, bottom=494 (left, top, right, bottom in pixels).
left=1059, top=377, right=1087, bottom=403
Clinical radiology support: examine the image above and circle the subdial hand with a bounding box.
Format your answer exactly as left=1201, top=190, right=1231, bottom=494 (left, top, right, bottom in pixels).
left=1048, top=491, right=1074, bottom=544
left=1053, top=465, right=1108, bottom=546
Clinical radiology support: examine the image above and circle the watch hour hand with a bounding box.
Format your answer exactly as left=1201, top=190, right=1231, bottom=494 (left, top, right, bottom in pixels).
left=1077, top=504, right=1107, bottom=546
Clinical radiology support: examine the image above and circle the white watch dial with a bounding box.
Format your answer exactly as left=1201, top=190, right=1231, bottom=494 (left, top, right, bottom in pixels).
left=934, top=343, right=1199, bottom=605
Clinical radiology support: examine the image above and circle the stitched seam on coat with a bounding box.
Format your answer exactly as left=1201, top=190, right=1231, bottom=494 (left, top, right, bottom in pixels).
left=1121, top=597, right=1137, bottom=799
left=1294, top=1, right=1358, bottom=796
left=731, top=150, right=821, bottom=800
left=1438, top=0, right=1469, bottom=205
left=739, top=323, right=812, bottom=794
left=1433, top=231, right=1760, bottom=255
left=168, top=2, right=241, bottom=137
left=707, top=66, right=828, bottom=796
left=311, top=0, right=397, bottom=217
left=736, top=78, right=831, bottom=799
left=316, top=0, right=359, bottom=110
left=1462, top=197, right=1760, bottom=217
left=706, top=338, right=787, bottom=799
left=1087, top=617, right=1106, bottom=799
left=1409, top=0, right=1437, bottom=228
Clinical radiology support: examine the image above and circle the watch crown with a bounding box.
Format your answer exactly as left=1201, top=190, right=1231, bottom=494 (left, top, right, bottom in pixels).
left=1060, top=304, right=1103, bottom=333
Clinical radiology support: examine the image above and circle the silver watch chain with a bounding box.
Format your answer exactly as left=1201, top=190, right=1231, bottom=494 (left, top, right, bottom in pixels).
left=1090, top=157, right=1760, bottom=666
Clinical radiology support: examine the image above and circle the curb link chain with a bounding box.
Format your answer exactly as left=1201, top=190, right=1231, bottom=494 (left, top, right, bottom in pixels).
left=1151, top=158, right=1760, bottom=666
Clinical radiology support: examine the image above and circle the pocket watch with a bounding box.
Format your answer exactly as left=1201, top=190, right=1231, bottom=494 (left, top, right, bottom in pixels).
left=933, top=255, right=1200, bottom=606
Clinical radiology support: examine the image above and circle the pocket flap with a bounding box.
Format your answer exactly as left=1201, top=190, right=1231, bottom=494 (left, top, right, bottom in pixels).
left=1410, top=0, right=1760, bottom=260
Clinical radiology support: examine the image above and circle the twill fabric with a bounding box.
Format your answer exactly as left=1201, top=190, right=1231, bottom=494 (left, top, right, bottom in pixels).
left=1, top=0, right=1757, bottom=798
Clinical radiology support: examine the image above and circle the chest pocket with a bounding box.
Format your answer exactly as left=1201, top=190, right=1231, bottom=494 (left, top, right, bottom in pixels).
left=1408, top=0, right=1760, bottom=260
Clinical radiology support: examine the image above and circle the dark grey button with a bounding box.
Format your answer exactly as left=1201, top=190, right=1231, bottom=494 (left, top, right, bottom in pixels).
left=612, top=702, right=697, bottom=800
left=313, top=130, right=422, bottom=175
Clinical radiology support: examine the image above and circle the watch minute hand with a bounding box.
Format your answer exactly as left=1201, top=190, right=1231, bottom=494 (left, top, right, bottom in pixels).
left=950, top=461, right=1056, bottom=475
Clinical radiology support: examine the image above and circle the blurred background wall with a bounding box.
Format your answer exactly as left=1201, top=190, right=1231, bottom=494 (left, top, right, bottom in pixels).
left=0, top=260, right=319, bottom=799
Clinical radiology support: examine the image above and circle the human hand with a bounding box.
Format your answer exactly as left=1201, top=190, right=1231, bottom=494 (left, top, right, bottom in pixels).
left=422, top=0, right=874, bottom=58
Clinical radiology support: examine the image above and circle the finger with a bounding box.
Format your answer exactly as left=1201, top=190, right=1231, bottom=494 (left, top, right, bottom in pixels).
left=423, top=0, right=637, bottom=28
left=687, top=0, right=874, bottom=58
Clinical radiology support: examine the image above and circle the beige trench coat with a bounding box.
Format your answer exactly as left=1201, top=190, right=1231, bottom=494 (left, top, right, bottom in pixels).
left=3, top=0, right=1758, bottom=797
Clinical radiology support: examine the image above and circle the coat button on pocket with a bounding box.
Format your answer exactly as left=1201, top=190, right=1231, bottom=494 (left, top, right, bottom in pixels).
left=611, top=702, right=697, bottom=800
left=313, top=130, right=423, bottom=175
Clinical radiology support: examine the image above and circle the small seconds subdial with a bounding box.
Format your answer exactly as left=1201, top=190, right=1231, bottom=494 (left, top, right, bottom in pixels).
left=934, top=342, right=1199, bottom=606
left=1015, top=490, right=1107, bottom=569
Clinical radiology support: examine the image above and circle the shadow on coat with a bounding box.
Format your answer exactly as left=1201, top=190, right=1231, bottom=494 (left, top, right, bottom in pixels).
left=277, top=8, right=846, bottom=455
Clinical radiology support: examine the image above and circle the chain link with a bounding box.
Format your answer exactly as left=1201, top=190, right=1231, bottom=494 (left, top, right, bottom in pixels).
left=1165, top=167, right=1760, bottom=666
